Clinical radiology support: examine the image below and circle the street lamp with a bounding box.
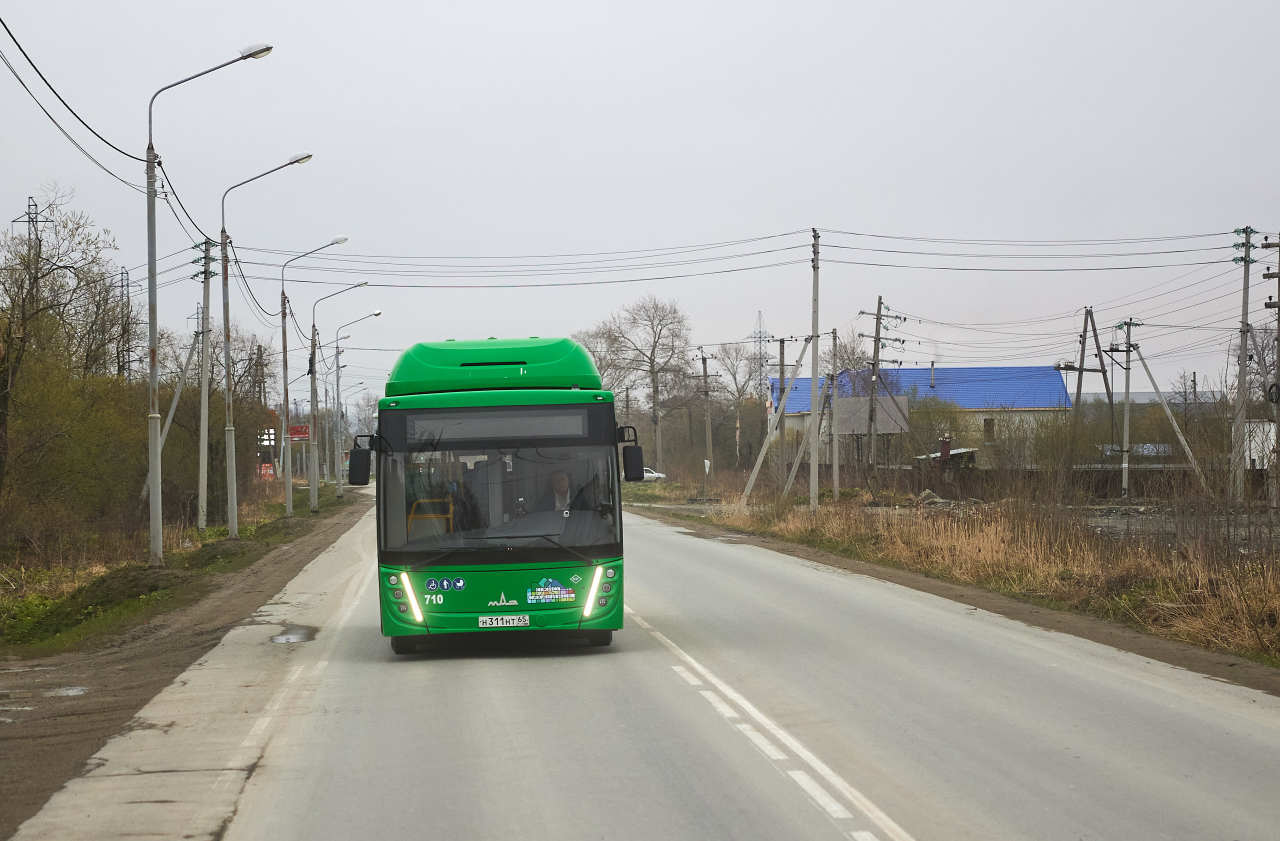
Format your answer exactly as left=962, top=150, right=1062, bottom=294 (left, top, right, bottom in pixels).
left=145, top=43, right=273, bottom=564
left=333, top=311, right=381, bottom=498
left=217, top=152, right=313, bottom=537
left=310, top=282, right=369, bottom=511
left=278, top=236, right=347, bottom=516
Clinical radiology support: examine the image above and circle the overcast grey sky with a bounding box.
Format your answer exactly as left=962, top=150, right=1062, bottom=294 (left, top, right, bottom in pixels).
left=2, top=0, right=1276, bottom=400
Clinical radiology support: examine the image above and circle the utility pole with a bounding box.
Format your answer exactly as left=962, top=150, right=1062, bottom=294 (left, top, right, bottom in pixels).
left=220, top=226, right=239, bottom=538
left=335, top=344, right=345, bottom=499
left=256, top=345, right=266, bottom=404
left=117, top=268, right=131, bottom=379
left=310, top=324, right=320, bottom=512
left=1262, top=236, right=1280, bottom=514
left=1232, top=226, right=1256, bottom=502
left=809, top=227, right=820, bottom=512
left=867, top=296, right=883, bottom=468
left=830, top=328, right=839, bottom=501
left=197, top=238, right=213, bottom=530
left=700, top=348, right=713, bottom=482
left=280, top=289, right=293, bottom=516
left=777, top=337, right=787, bottom=486
left=1120, top=319, right=1135, bottom=497
left=1059, top=308, right=1113, bottom=475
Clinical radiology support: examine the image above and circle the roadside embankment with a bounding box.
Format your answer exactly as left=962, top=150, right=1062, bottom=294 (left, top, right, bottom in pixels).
left=0, top=485, right=358, bottom=657
left=0, top=486, right=373, bottom=839
left=633, top=498, right=1280, bottom=671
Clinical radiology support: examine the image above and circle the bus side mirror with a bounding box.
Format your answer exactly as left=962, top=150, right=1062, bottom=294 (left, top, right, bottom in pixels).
left=349, top=447, right=372, bottom=486
left=622, top=445, right=644, bottom=482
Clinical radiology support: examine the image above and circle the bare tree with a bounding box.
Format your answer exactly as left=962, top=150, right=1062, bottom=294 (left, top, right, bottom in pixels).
left=606, top=295, right=691, bottom=472
left=713, top=342, right=754, bottom=466
left=819, top=324, right=868, bottom=377
left=571, top=322, right=635, bottom=393
left=0, top=192, right=119, bottom=494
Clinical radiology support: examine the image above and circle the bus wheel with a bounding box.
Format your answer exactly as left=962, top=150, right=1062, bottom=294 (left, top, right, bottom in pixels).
left=390, top=636, right=419, bottom=655
left=586, top=630, right=612, bottom=647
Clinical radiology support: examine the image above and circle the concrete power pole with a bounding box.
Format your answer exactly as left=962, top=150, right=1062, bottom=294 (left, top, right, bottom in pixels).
left=809, top=228, right=820, bottom=512
left=1121, top=319, right=1134, bottom=497
left=197, top=238, right=213, bottom=530
left=1262, top=236, right=1280, bottom=513
left=280, top=289, right=293, bottom=516
left=867, top=296, right=883, bottom=468
left=1232, top=226, right=1256, bottom=502
left=700, top=348, right=713, bottom=480
left=777, top=338, right=787, bottom=487
left=830, top=328, right=839, bottom=501
left=220, top=227, right=239, bottom=538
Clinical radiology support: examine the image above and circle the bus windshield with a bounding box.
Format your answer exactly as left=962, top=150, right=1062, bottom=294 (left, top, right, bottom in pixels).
left=377, top=406, right=621, bottom=564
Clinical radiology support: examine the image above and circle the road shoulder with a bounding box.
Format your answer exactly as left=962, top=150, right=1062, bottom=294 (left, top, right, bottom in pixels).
left=0, top=495, right=374, bottom=840
left=626, top=505, right=1280, bottom=699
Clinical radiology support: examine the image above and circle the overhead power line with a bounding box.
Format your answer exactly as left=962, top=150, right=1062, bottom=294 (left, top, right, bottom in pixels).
left=157, top=161, right=212, bottom=242
left=825, top=257, right=1230, bottom=272
left=237, top=245, right=809, bottom=278
left=0, top=15, right=144, bottom=162
left=817, top=228, right=1232, bottom=245
left=0, top=45, right=144, bottom=192
left=257, top=258, right=809, bottom=289
left=238, top=230, right=808, bottom=263
left=819, top=243, right=1231, bottom=258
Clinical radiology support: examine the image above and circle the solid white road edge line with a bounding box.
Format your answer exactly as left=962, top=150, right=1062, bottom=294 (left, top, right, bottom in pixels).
left=625, top=604, right=918, bottom=841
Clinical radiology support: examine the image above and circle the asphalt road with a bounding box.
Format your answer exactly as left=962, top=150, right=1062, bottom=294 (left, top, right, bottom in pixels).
left=13, top=509, right=1280, bottom=841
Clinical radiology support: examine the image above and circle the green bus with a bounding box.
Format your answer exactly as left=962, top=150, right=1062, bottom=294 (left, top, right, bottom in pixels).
left=347, top=337, right=644, bottom=654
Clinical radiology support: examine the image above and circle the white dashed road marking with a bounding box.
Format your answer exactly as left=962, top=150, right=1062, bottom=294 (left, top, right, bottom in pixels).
left=789, top=769, right=854, bottom=819
left=627, top=604, right=917, bottom=841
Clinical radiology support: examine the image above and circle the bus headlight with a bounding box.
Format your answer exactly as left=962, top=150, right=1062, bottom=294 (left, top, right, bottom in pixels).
left=605, top=568, right=616, bottom=579
left=388, top=574, right=399, bottom=586
left=582, top=566, right=605, bottom=618
left=399, top=574, right=425, bottom=623
left=392, top=589, right=404, bottom=600
left=601, top=582, right=612, bottom=594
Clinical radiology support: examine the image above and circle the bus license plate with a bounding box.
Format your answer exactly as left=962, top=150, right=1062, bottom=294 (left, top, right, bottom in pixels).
left=479, top=615, right=530, bottom=628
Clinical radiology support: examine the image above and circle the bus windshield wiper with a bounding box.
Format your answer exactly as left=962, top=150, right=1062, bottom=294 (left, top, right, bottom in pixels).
left=532, top=533, right=595, bottom=565
left=466, top=532, right=595, bottom=564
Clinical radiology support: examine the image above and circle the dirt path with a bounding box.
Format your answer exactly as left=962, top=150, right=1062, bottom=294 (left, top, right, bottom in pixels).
left=0, top=497, right=373, bottom=840
left=629, top=506, right=1280, bottom=699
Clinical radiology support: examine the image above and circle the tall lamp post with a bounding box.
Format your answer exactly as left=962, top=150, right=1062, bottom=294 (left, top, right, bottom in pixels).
left=145, top=43, right=273, bottom=565
left=333, top=311, right=381, bottom=497
left=219, top=152, right=312, bottom=537
left=279, top=236, right=347, bottom=516
left=311, top=282, right=369, bottom=511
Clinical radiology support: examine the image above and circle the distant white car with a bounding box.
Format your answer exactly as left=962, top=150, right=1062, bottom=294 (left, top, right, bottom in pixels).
left=642, top=467, right=666, bottom=481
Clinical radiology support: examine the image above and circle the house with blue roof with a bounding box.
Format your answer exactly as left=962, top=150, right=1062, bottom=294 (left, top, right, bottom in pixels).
left=769, top=365, right=1071, bottom=453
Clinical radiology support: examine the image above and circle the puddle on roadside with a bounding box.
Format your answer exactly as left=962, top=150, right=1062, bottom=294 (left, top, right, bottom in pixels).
left=270, top=625, right=318, bottom=644
left=0, top=666, right=56, bottom=673
left=43, top=686, right=88, bottom=697
left=0, top=705, right=34, bottom=711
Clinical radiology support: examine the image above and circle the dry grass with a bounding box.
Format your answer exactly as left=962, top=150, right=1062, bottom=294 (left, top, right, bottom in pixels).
left=713, top=500, right=1280, bottom=665
left=0, top=478, right=314, bottom=604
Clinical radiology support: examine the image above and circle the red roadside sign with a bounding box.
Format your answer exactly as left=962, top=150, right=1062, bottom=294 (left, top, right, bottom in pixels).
left=288, top=424, right=310, bottom=440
